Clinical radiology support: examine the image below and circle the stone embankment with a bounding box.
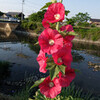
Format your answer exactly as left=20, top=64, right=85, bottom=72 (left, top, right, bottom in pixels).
left=88, top=61, right=100, bottom=71
left=73, top=38, right=100, bottom=45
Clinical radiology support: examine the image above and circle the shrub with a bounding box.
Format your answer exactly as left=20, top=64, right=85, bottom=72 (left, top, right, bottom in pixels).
left=91, top=24, right=96, bottom=27
left=28, top=22, right=37, bottom=30
left=77, top=22, right=90, bottom=27
left=21, top=22, right=28, bottom=29
left=34, top=27, right=44, bottom=34
left=36, top=22, right=43, bottom=27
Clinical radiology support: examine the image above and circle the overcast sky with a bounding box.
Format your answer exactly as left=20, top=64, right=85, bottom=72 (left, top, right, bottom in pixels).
left=0, top=0, right=100, bottom=18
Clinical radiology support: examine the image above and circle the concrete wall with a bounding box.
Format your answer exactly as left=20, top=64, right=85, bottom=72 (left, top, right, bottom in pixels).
left=0, top=22, right=19, bottom=36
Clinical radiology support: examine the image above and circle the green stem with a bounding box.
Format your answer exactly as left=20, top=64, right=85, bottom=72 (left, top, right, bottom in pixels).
left=60, top=0, right=63, bottom=3
left=56, top=22, right=59, bottom=31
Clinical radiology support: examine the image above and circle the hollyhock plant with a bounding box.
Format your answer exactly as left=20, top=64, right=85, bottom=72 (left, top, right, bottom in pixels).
left=52, top=46, right=72, bottom=68
left=44, top=3, right=65, bottom=23
left=32, top=0, right=77, bottom=99
left=39, top=76, right=62, bottom=98
left=64, top=35, right=75, bottom=48
left=37, top=50, right=48, bottom=73
left=60, top=25, right=74, bottom=32
left=59, top=68, right=76, bottom=87
left=38, top=28, right=63, bottom=55
left=42, top=19, right=50, bottom=28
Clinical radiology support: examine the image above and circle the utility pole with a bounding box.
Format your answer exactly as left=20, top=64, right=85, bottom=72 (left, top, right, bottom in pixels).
left=21, top=0, right=24, bottom=21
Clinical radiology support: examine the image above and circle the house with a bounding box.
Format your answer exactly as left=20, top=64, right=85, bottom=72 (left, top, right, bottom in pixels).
left=7, top=12, right=24, bottom=19
left=2, top=12, right=24, bottom=20
left=90, top=19, right=100, bottom=27
left=0, top=14, right=19, bottom=22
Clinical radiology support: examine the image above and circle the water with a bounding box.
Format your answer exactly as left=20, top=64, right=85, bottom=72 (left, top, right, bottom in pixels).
left=0, top=32, right=100, bottom=97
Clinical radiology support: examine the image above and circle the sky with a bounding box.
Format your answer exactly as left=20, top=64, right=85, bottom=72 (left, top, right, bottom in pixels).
left=0, top=0, right=100, bottom=19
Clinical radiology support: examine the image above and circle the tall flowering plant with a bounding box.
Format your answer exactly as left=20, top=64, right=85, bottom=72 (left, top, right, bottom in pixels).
left=31, top=0, right=77, bottom=99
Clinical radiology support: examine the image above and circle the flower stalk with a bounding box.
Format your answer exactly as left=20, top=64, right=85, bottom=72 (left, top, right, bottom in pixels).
left=32, top=0, right=77, bottom=99
left=56, top=22, right=60, bottom=31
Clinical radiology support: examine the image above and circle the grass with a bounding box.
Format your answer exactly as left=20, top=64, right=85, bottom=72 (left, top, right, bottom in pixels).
left=0, top=86, right=30, bottom=100
left=13, top=85, right=30, bottom=100
left=74, top=27, right=100, bottom=41
left=33, top=83, right=96, bottom=100
left=0, top=81, right=99, bottom=100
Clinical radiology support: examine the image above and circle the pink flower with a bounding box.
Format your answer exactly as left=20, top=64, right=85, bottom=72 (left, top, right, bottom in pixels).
left=60, top=25, right=74, bottom=32
left=52, top=46, right=72, bottom=68
left=38, top=28, right=63, bottom=55
left=42, top=19, right=50, bottom=28
left=37, top=50, right=48, bottom=73
left=39, top=76, right=61, bottom=98
left=59, top=68, right=76, bottom=87
left=64, top=35, right=75, bottom=48
left=44, top=3, right=65, bottom=23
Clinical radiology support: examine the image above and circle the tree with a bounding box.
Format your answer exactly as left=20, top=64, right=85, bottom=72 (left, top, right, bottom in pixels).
left=66, top=18, right=76, bottom=26
left=28, top=10, right=46, bottom=22
left=72, top=12, right=91, bottom=23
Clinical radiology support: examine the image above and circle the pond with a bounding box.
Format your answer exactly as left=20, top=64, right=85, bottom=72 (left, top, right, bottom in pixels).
left=0, top=32, right=100, bottom=98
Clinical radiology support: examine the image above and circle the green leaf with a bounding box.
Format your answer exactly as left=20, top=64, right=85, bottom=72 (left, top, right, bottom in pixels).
left=67, top=96, right=73, bottom=100
left=65, top=10, right=70, bottom=16
left=46, top=64, right=55, bottom=70
left=30, top=78, right=45, bottom=90
left=50, top=65, right=60, bottom=80
left=40, top=2, right=52, bottom=10
left=58, top=65, right=66, bottom=75
left=34, top=41, right=39, bottom=46
left=59, top=31, right=67, bottom=37
left=68, top=31, right=77, bottom=36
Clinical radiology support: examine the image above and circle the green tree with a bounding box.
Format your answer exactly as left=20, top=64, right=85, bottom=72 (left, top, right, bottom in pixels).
left=72, top=12, right=91, bottom=23
left=66, top=18, right=75, bottom=26
left=28, top=10, right=46, bottom=22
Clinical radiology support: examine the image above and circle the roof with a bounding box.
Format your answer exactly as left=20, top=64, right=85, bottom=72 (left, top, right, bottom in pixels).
left=90, top=19, right=100, bottom=22
left=6, top=12, right=24, bottom=16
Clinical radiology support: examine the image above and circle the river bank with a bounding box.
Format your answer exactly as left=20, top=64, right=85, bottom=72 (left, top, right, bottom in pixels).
left=13, top=30, right=100, bottom=46
left=73, top=38, right=100, bottom=45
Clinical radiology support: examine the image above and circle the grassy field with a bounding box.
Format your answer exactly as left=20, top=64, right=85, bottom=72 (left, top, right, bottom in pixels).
left=74, top=27, right=100, bottom=41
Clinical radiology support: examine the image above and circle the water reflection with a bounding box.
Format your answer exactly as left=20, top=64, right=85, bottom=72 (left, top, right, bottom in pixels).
left=71, top=50, right=100, bottom=95
left=0, top=61, right=11, bottom=81
left=72, top=51, right=85, bottom=62
left=72, top=42, right=100, bottom=57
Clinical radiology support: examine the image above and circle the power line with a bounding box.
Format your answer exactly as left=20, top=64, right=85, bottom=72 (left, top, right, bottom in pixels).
left=21, top=0, right=25, bottom=20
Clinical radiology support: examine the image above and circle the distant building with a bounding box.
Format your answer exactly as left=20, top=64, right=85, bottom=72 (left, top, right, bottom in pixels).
left=2, top=12, right=24, bottom=20
left=0, top=12, right=25, bottom=22
left=6, top=12, right=25, bottom=19
left=90, top=19, right=100, bottom=27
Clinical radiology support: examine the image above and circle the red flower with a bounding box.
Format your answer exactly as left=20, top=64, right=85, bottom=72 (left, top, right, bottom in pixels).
left=64, top=35, right=75, bottom=48
left=60, top=25, right=74, bottom=32
left=38, top=28, right=63, bottom=55
left=39, top=76, right=61, bottom=98
left=44, top=3, right=65, bottom=23
left=42, top=19, right=50, bottom=28
left=52, top=46, right=72, bottom=68
left=37, top=50, right=48, bottom=73
left=59, top=68, right=76, bottom=87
